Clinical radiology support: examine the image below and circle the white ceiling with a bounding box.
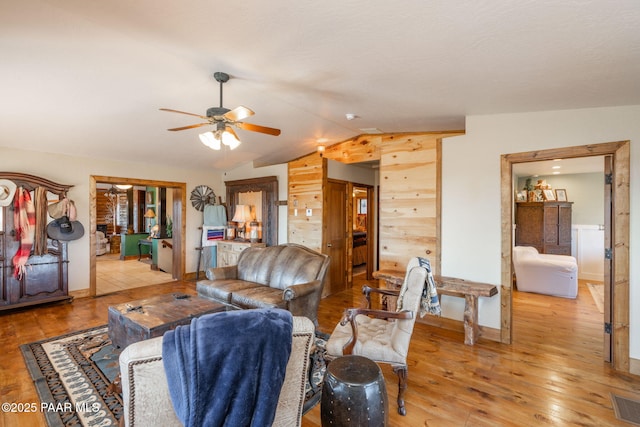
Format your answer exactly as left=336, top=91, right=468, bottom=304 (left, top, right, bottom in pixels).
left=1, top=1, right=639, bottom=171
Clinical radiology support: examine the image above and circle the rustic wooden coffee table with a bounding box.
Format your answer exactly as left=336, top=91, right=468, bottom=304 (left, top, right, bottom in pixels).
left=108, top=293, right=232, bottom=348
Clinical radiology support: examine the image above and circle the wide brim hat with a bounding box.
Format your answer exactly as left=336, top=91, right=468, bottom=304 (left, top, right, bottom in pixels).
left=47, top=216, right=85, bottom=241
left=0, top=179, right=17, bottom=207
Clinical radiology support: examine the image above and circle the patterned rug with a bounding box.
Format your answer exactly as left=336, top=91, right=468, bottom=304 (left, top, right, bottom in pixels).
left=21, top=325, right=327, bottom=427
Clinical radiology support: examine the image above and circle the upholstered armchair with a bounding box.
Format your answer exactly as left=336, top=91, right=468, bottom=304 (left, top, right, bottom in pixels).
left=326, top=258, right=428, bottom=415
left=512, top=245, right=578, bottom=298
left=119, top=316, right=315, bottom=427
left=95, top=231, right=108, bottom=256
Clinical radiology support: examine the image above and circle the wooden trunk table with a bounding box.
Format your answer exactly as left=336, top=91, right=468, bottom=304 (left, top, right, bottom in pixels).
left=108, top=293, right=231, bottom=348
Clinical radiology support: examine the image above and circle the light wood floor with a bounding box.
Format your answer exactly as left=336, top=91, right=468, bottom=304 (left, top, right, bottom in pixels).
left=1, top=277, right=638, bottom=426
left=96, top=253, right=173, bottom=295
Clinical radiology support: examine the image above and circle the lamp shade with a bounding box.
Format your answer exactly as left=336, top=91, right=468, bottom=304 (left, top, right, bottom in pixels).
left=231, top=205, right=251, bottom=224
left=199, top=131, right=221, bottom=150
left=144, top=208, right=156, bottom=218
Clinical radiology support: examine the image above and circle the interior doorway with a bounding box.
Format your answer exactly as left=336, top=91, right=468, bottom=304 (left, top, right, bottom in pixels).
left=501, top=141, right=630, bottom=372
left=89, top=176, right=186, bottom=297
left=352, top=184, right=374, bottom=280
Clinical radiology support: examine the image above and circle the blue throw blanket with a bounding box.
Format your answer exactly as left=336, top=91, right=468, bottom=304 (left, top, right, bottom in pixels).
left=162, top=309, right=293, bottom=427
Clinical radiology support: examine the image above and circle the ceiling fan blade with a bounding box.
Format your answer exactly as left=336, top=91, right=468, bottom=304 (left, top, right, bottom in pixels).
left=160, top=108, right=209, bottom=120
left=167, top=123, right=210, bottom=131
left=224, top=105, right=254, bottom=122
left=235, top=121, right=281, bottom=136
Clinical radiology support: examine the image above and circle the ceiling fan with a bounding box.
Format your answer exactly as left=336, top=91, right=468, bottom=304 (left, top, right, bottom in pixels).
left=160, top=72, right=281, bottom=150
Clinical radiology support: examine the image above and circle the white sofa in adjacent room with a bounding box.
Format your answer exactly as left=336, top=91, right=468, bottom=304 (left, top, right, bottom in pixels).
left=512, top=246, right=578, bottom=299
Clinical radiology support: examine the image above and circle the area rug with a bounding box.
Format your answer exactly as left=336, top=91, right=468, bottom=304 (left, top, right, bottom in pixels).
left=21, top=325, right=327, bottom=427
left=587, top=282, right=605, bottom=313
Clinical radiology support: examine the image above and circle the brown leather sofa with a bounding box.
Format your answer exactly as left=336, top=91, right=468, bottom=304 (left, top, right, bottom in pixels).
left=196, top=243, right=330, bottom=325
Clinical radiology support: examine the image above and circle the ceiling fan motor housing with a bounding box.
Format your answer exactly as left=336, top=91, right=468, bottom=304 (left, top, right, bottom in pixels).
left=206, top=107, right=231, bottom=118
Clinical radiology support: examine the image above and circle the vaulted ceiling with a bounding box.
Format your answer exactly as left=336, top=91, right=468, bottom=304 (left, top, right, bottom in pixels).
left=2, top=1, right=639, bottom=171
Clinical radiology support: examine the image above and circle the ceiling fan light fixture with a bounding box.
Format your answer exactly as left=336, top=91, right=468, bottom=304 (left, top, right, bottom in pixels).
left=221, top=129, right=241, bottom=150
left=199, top=131, right=221, bottom=150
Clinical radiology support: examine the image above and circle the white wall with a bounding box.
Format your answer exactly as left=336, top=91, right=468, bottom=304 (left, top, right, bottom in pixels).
left=518, top=172, right=605, bottom=225
left=0, top=147, right=222, bottom=292
left=442, top=105, right=639, bottom=360
left=220, top=162, right=288, bottom=244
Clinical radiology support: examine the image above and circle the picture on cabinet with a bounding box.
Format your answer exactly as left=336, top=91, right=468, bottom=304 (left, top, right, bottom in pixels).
left=542, top=189, right=556, bottom=201
left=555, top=189, right=567, bottom=201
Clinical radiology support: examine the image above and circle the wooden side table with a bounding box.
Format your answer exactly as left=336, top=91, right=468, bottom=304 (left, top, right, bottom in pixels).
left=109, top=235, right=121, bottom=255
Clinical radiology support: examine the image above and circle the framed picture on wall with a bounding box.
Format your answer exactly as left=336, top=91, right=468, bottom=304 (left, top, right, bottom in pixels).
left=555, top=189, right=568, bottom=201
left=358, top=198, right=367, bottom=214
left=542, top=189, right=556, bottom=201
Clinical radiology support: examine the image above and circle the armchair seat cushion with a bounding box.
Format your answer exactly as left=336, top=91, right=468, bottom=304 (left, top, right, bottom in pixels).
left=327, top=315, right=404, bottom=365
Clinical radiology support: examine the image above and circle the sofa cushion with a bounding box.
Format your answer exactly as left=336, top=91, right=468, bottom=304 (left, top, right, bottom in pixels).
left=196, top=279, right=260, bottom=304
left=231, top=287, right=288, bottom=310
left=237, top=246, right=284, bottom=285
left=269, top=246, right=326, bottom=290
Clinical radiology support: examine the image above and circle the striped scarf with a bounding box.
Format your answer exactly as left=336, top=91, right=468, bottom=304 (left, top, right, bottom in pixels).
left=13, top=187, right=35, bottom=279
left=418, top=257, right=441, bottom=317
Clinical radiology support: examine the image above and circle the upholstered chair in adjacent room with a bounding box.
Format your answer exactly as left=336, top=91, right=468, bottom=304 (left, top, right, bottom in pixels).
left=95, top=231, right=108, bottom=256
left=325, top=258, right=428, bottom=415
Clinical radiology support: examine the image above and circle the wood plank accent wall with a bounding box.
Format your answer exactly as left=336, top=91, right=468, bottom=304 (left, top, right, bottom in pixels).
left=378, top=134, right=440, bottom=271
left=289, top=131, right=462, bottom=273
left=287, top=155, right=326, bottom=252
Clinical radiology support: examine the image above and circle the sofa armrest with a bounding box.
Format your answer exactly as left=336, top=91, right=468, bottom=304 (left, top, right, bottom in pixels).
left=205, top=265, right=238, bottom=280
left=282, top=280, right=322, bottom=301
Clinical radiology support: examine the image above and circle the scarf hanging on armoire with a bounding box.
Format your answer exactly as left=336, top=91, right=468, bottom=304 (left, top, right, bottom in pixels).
left=13, top=187, right=36, bottom=279
left=33, top=186, right=48, bottom=256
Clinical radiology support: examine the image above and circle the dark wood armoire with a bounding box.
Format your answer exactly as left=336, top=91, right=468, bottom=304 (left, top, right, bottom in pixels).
left=515, top=201, right=573, bottom=255
left=0, top=172, right=73, bottom=311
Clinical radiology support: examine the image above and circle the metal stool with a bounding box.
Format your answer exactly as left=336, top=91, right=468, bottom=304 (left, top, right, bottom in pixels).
left=321, top=355, right=388, bottom=426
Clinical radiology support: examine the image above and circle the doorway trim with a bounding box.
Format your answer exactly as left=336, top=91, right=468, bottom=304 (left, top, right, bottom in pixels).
left=89, top=176, right=187, bottom=297
left=500, top=141, right=630, bottom=372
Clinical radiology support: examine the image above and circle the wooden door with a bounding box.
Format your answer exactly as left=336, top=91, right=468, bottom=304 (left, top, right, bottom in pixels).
left=603, top=155, right=613, bottom=362
left=325, top=180, right=347, bottom=297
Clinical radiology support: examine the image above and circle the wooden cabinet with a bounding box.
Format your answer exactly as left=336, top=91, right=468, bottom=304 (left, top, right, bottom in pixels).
left=515, top=202, right=573, bottom=255
left=216, top=240, right=265, bottom=268
left=1, top=173, right=73, bottom=311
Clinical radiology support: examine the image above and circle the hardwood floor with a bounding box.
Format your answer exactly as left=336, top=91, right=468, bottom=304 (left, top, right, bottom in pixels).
left=1, top=278, right=638, bottom=426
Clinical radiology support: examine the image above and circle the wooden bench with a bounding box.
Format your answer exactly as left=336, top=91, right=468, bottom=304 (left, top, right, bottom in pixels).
left=372, top=270, right=498, bottom=345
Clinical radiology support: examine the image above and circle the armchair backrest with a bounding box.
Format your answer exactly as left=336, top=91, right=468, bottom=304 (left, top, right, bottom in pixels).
left=391, top=258, right=428, bottom=357
left=119, top=316, right=315, bottom=427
